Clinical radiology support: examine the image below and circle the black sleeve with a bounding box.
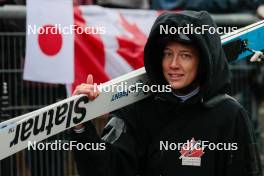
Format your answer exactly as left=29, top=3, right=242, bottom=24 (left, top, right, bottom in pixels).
left=71, top=104, right=146, bottom=176
left=225, top=107, right=262, bottom=176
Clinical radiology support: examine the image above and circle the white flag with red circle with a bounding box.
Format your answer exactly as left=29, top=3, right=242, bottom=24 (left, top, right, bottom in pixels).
left=24, top=0, right=74, bottom=84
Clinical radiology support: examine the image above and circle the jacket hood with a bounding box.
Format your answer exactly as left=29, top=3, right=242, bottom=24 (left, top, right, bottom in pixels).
left=144, top=11, right=231, bottom=101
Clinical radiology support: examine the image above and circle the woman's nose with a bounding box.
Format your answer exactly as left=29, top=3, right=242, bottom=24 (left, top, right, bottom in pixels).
left=169, top=56, right=180, bottom=69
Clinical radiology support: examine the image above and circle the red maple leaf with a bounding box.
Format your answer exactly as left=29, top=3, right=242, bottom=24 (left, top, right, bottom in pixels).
left=116, top=13, right=147, bottom=69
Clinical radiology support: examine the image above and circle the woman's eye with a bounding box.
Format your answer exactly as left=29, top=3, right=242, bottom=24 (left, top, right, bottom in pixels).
left=180, top=53, right=191, bottom=59
left=164, top=52, right=173, bottom=57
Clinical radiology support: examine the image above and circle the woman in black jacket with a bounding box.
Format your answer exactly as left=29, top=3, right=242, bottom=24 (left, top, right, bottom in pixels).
left=72, top=11, right=262, bottom=176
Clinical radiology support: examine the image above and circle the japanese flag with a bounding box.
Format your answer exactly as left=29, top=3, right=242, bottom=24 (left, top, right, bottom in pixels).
left=24, top=0, right=74, bottom=84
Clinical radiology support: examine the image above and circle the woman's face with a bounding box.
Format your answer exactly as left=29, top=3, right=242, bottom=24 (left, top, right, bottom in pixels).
left=162, top=41, right=199, bottom=90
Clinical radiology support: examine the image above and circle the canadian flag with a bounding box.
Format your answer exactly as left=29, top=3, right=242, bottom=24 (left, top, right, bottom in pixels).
left=24, top=2, right=159, bottom=92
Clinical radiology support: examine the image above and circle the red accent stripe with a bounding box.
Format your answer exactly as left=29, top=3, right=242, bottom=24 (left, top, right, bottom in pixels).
left=72, top=6, right=108, bottom=93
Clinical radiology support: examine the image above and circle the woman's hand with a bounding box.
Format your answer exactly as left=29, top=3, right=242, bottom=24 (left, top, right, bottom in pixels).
left=73, top=74, right=100, bottom=99
left=73, top=74, right=100, bottom=130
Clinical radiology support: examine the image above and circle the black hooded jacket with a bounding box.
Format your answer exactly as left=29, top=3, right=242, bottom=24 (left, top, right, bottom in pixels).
left=72, top=11, right=262, bottom=176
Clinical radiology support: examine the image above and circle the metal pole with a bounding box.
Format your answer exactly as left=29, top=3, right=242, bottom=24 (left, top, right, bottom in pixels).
left=0, top=5, right=25, bottom=19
